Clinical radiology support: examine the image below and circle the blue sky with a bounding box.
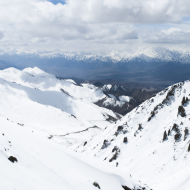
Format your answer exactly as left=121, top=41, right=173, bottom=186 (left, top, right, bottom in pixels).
left=47, top=0, right=65, bottom=5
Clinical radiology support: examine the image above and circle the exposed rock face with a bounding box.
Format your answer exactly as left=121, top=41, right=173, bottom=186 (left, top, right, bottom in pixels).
left=163, top=131, right=167, bottom=141
left=174, top=133, right=182, bottom=141
left=94, top=84, right=158, bottom=116
left=101, top=140, right=110, bottom=149
left=123, top=137, right=128, bottom=143
left=122, top=186, right=132, bottom=190
left=93, top=182, right=101, bottom=189
left=188, top=144, right=190, bottom=152
left=178, top=106, right=186, bottom=117
left=184, top=128, right=189, bottom=140
left=182, top=96, right=189, bottom=106
left=8, top=156, right=18, bottom=163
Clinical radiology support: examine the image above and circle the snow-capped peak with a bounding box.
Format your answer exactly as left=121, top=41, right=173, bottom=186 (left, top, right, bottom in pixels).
left=23, top=67, right=55, bottom=78
left=1, top=47, right=190, bottom=63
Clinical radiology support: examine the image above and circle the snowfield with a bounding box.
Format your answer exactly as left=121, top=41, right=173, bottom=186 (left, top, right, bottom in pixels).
left=0, top=116, right=149, bottom=190
left=0, top=67, right=122, bottom=148
left=3, top=66, right=190, bottom=190
left=78, top=80, right=190, bottom=190
left=0, top=67, right=150, bottom=190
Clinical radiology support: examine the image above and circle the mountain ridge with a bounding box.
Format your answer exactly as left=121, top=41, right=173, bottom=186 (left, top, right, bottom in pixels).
left=1, top=47, right=190, bottom=63
left=77, top=79, right=190, bottom=190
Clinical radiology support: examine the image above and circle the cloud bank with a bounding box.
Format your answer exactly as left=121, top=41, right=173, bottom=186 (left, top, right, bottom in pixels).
left=0, top=0, right=190, bottom=52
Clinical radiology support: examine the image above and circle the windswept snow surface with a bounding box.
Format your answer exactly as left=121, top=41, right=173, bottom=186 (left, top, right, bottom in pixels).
left=78, top=80, right=190, bottom=190
left=0, top=67, right=121, bottom=148
left=0, top=116, right=149, bottom=190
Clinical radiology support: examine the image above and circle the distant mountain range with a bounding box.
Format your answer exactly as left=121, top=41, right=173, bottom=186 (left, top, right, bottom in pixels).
left=1, top=47, right=190, bottom=63
left=1, top=47, right=190, bottom=88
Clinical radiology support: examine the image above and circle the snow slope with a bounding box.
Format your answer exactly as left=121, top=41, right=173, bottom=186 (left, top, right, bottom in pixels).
left=78, top=80, right=190, bottom=190
left=0, top=67, right=121, bottom=121
left=0, top=67, right=106, bottom=102
left=0, top=115, right=150, bottom=190
left=0, top=67, right=123, bottom=148
left=0, top=67, right=133, bottom=116
left=0, top=67, right=124, bottom=109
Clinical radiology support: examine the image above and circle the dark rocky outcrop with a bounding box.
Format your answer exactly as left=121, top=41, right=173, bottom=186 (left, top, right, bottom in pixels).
left=117, top=126, right=123, bottom=131
left=138, top=124, right=143, bottom=130
left=123, top=137, right=128, bottom=143
left=93, top=182, right=101, bottom=189
left=163, top=131, right=167, bottom=141
left=162, top=84, right=179, bottom=105
left=115, top=131, right=119, bottom=136
left=112, top=146, right=119, bottom=152
left=184, top=128, right=189, bottom=141
left=122, top=186, right=132, bottom=190
left=115, top=126, right=124, bottom=136
left=165, top=85, right=176, bottom=98
left=178, top=106, right=186, bottom=117
left=182, top=96, right=189, bottom=106
left=109, top=152, right=119, bottom=162
left=172, top=123, right=180, bottom=133
left=8, top=156, right=18, bottom=163
left=48, top=135, right=53, bottom=139
left=109, top=147, right=120, bottom=162
left=188, top=144, right=190, bottom=152
left=105, top=114, right=118, bottom=122
left=174, top=133, right=182, bottom=141
left=101, top=140, right=110, bottom=149
left=148, top=111, right=155, bottom=122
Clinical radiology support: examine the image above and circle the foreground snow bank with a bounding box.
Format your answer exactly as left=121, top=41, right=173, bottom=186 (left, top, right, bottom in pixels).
left=0, top=116, right=149, bottom=190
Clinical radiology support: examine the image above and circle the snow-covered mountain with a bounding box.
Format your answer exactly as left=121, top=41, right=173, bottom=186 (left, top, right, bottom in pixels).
left=0, top=109, right=150, bottom=190
left=1, top=47, right=190, bottom=64
left=78, top=80, right=190, bottom=190
left=0, top=66, right=152, bottom=190
left=94, top=84, right=134, bottom=115
left=1, top=47, right=190, bottom=87
left=2, top=66, right=190, bottom=189
left=102, top=84, right=127, bottom=93
left=0, top=67, right=125, bottom=148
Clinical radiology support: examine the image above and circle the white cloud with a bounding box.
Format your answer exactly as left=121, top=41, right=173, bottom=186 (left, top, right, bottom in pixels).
left=0, top=31, right=4, bottom=39
left=161, top=28, right=182, bottom=35
left=142, top=27, right=190, bottom=44
left=0, top=0, right=190, bottom=52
